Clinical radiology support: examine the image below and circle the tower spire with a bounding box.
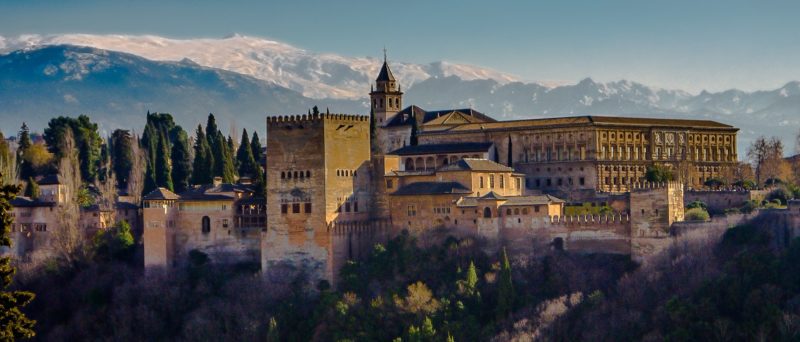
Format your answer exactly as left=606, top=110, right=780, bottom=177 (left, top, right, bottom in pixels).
left=383, top=46, right=387, bottom=63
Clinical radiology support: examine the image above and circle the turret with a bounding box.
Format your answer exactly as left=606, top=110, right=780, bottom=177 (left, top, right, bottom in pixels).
left=369, top=50, right=403, bottom=125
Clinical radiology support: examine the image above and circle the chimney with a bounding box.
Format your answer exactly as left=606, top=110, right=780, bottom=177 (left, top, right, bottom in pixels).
left=213, top=177, right=223, bottom=187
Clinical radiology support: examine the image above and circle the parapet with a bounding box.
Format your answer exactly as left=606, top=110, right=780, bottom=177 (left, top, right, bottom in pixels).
left=548, top=214, right=630, bottom=225
left=630, top=181, right=683, bottom=192
left=267, top=113, right=369, bottom=125
left=327, top=219, right=390, bottom=235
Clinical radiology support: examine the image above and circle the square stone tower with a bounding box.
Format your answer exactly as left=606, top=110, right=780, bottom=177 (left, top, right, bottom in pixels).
left=262, top=112, right=371, bottom=285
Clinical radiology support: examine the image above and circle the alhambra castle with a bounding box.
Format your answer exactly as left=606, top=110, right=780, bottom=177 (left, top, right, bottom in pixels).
left=11, top=57, right=799, bottom=286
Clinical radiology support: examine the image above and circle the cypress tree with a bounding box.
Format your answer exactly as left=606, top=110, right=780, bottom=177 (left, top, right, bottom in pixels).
left=465, top=261, right=478, bottom=295
left=110, top=130, right=134, bottom=190
left=212, top=131, right=235, bottom=183
left=507, top=135, right=513, bottom=167
left=236, top=129, right=257, bottom=177
left=17, top=123, right=33, bottom=180
left=205, top=114, right=219, bottom=175
left=266, top=317, right=279, bottom=342
left=409, top=112, right=419, bottom=146
left=155, top=133, right=173, bottom=191
left=496, top=247, right=514, bottom=321
left=250, top=131, right=263, bottom=167
left=191, top=125, right=213, bottom=185
left=24, top=177, right=39, bottom=199
left=369, top=107, right=377, bottom=153
left=0, top=172, right=36, bottom=338
left=170, top=129, right=192, bottom=193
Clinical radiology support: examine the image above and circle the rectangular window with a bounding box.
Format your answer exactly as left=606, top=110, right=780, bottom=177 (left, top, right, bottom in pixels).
left=281, top=204, right=288, bottom=214
left=292, top=203, right=300, bottom=213
left=222, top=204, right=227, bottom=210
left=407, top=205, right=417, bottom=217
left=489, top=174, right=495, bottom=188
left=345, top=202, right=351, bottom=212
left=222, top=219, right=229, bottom=228
left=535, top=206, right=540, bottom=213
left=304, top=202, right=312, bottom=213
left=579, top=177, right=585, bottom=186
left=535, top=179, right=541, bottom=187
left=516, top=178, right=521, bottom=190
left=546, top=179, right=552, bottom=187
left=479, top=177, right=484, bottom=188
left=499, top=175, right=504, bottom=188
left=386, top=180, right=393, bottom=189
left=354, top=201, right=359, bottom=213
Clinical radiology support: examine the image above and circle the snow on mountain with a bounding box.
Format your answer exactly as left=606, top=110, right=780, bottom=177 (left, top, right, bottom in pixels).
left=0, top=33, right=518, bottom=99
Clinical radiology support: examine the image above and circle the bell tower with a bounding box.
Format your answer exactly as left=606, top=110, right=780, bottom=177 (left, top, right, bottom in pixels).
left=370, top=49, right=403, bottom=125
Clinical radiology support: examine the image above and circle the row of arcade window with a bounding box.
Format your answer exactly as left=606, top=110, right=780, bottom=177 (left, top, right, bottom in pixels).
left=280, top=202, right=313, bottom=214
left=281, top=170, right=311, bottom=180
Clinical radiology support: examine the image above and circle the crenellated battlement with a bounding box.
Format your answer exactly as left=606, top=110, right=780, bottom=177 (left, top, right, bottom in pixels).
left=548, top=214, right=630, bottom=225
left=327, top=219, right=391, bottom=235
left=630, top=180, right=682, bottom=192
left=267, top=113, right=369, bottom=125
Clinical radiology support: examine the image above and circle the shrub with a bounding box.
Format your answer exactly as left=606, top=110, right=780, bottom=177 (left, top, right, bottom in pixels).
left=686, top=200, right=707, bottom=211
left=741, top=200, right=758, bottom=214
left=767, top=187, right=791, bottom=205
left=684, top=208, right=710, bottom=221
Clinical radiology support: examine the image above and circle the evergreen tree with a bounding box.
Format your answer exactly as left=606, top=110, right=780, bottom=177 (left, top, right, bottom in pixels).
left=170, top=129, right=192, bottom=193
left=43, top=115, right=103, bottom=182
left=465, top=261, right=479, bottom=295
left=236, top=129, right=257, bottom=177
left=24, top=177, right=39, bottom=199
left=17, top=123, right=33, bottom=180
left=496, top=247, right=515, bottom=321
left=212, top=131, right=235, bottom=183
left=421, top=316, right=436, bottom=339
left=0, top=172, right=36, bottom=339
left=369, top=107, right=377, bottom=153
left=250, top=131, right=263, bottom=168
left=312, top=106, right=320, bottom=115
left=266, top=317, right=279, bottom=342
left=155, top=133, right=173, bottom=191
left=507, top=135, right=513, bottom=167
left=205, top=114, right=220, bottom=176
left=409, top=113, right=419, bottom=146
left=191, top=125, right=213, bottom=185
left=110, top=130, right=134, bottom=190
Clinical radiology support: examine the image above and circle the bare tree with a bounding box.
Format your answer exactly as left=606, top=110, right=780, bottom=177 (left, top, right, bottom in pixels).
left=51, top=129, right=89, bottom=266
left=95, top=141, right=118, bottom=225
left=127, top=134, right=146, bottom=205
left=747, top=136, right=787, bottom=185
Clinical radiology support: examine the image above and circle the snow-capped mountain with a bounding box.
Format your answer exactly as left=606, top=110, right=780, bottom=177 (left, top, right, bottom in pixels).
left=0, top=45, right=363, bottom=136
left=0, top=37, right=798, bottom=154
left=0, top=33, right=518, bottom=99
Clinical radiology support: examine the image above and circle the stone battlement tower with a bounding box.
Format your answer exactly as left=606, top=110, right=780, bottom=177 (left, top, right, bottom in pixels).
left=262, top=112, right=373, bottom=285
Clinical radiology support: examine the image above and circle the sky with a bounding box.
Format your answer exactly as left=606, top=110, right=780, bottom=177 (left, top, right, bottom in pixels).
left=1, top=0, right=799, bottom=93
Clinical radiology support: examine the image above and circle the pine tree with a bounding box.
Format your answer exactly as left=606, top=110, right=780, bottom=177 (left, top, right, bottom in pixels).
left=170, top=129, right=192, bottom=193
left=496, top=247, right=514, bottom=321
left=191, top=125, right=213, bottom=185
left=0, top=172, right=36, bottom=339
left=236, top=129, right=257, bottom=177
left=155, top=133, right=173, bottom=191
left=312, top=106, right=320, bottom=115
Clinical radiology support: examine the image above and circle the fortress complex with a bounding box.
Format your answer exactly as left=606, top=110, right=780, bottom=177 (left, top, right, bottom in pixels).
left=134, top=56, right=747, bottom=285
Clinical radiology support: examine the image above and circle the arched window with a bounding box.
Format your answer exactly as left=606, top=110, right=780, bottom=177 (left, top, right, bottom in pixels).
left=425, top=157, right=435, bottom=170
left=306, top=170, right=311, bottom=178
left=281, top=172, right=285, bottom=179
left=483, top=207, right=492, bottom=218
left=202, top=216, right=211, bottom=234
left=294, top=171, right=298, bottom=178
